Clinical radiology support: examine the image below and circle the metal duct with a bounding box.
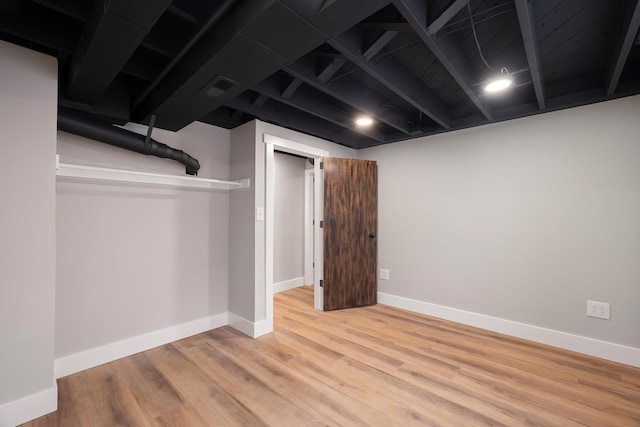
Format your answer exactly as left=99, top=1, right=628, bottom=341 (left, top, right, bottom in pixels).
left=58, top=109, right=200, bottom=175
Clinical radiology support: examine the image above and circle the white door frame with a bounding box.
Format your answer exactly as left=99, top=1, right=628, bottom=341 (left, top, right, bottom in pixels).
left=304, top=169, right=315, bottom=286
left=264, top=134, right=328, bottom=315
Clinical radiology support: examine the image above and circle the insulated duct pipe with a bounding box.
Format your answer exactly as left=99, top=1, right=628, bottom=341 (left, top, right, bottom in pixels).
left=58, top=109, right=200, bottom=175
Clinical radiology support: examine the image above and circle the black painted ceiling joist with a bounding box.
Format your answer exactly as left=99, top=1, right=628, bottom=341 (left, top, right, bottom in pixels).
left=132, top=0, right=237, bottom=111
left=514, top=0, right=545, bottom=110
left=253, top=78, right=385, bottom=142
left=606, top=0, right=640, bottom=96
left=226, top=93, right=366, bottom=148
left=363, top=30, right=398, bottom=60
left=329, top=28, right=451, bottom=129
left=428, top=0, right=471, bottom=35
left=282, top=78, right=303, bottom=98
left=285, top=58, right=413, bottom=135
left=318, top=58, right=347, bottom=83
left=65, top=0, right=171, bottom=104
left=393, top=0, right=493, bottom=121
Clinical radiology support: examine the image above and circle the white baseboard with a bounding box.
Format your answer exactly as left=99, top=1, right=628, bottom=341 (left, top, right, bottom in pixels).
left=228, top=312, right=273, bottom=338
left=0, top=382, right=57, bottom=427
left=273, top=277, right=306, bottom=294
left=378, top=292, right=640, bottom=368
left=54, top=312, right=228, bottom=378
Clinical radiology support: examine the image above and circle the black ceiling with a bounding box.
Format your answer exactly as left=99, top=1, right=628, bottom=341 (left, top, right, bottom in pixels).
left=2, top=0, right=639, bottom=149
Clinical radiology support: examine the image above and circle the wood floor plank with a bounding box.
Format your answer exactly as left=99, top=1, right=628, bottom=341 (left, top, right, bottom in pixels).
left=20, top=285, right=640, bottom=426
left=177, top=339, right=339, bottom=427
left=144, top=343, right=266, bottom=427
left=110, top=352, right=184, bottom=419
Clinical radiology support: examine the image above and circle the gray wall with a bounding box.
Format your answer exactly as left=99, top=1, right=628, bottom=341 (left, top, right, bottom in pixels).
left=360, top=95, right=640, bottom=348
left=229, top=121, right=257, bottom=321
left=56, top=122, right=231, bottom=357
left=0, top=40, right=57, bottom=403
left=274, top=153, right=307, bottom=284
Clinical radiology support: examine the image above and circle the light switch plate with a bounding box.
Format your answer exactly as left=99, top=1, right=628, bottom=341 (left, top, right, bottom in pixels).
left=256, top=207, right=264, bottom=222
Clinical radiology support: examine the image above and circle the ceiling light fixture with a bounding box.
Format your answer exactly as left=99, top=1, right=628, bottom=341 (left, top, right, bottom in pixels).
left=355, top=116, right=374, bottom=127
left=484, top=67, right=513, bottom=93
left=468, top=4, right=513, bottom=95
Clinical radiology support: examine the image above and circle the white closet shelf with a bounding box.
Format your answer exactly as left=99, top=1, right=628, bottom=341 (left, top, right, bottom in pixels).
left=56, top=162, right=250, bottom=191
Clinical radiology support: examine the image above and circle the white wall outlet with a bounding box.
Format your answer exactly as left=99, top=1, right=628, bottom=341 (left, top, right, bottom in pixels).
left=379, top=269, right=390, bottom=280
left=587, top=300, right=610, bottom=320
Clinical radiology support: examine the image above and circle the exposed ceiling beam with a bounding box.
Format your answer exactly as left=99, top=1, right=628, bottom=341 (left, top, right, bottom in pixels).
left=132, top=0, right=236, bottom=111
left=329, top=28, right=451, bottom=128
left=363, top=30, right=398, bottom=60
left=253, top=78, right=385, bottom=142
left=226, top=93, right=364, bottom=148
left=359, top=21, right=414, bottom=32
left=282, top=78, right=303, bottom=98
left=393, top=0, right=493, bottom=121
left=285, top=58, right=413, bottom=135
left=66, top=0, right=171, bottom=104
left=318, top=58, right=347, bottom=83
left=606, top=0, right=640, bottom=96
left=167, top=5, right=200, bottom=25
left=0, top=5, right=80, bottom=55
left=252, top=93, right=269, bottom=107
left=514, top=0, right=545, bottom=110
left=427, top=0, right=471, bottom=35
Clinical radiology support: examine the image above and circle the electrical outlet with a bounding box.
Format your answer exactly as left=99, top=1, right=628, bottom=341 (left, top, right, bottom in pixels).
left=379, top=269, right=390, bottom=280
left=587, top=300, right=610, bottom=320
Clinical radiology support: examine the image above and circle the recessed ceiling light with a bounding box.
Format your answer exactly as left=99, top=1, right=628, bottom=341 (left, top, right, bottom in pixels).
left=355, top=116, right=374, bottom=127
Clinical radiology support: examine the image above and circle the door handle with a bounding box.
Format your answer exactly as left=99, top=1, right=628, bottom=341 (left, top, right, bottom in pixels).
left=369, top=232, right=376, bottom=238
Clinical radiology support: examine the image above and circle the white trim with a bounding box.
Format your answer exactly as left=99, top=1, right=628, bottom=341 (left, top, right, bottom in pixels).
left=264, top=143, right=275, bottom=337
left=304, top=169, right=314, bottom=286
left=0, top=382, right=57, bottom=427
left=253, top=319, right=273, bottom=338
left=227, top=312, right=255, bottom=337
left=263, top=134, right=328, bottom=158
left=56, top=161, right=250, bottom=191
left=274, top=277, right=307, bottom=294
left=378, top=292, right=640, bottom=368
left=228, top=312, right=272, bottom=338
left=54, top=313, right=228, bottom=378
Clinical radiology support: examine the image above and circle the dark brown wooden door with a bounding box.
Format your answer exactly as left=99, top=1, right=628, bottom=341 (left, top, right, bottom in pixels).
left=323, top=157, right=377, bottom=310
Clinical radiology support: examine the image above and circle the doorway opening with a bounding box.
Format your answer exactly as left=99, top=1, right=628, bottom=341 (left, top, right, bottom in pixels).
left=264, top=134, right=328, bottom=327
left=271, top=151, right=314, bottom=294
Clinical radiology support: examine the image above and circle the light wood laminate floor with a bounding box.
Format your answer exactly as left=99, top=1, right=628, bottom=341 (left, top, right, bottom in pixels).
left=21, top=286, right=640, bottom=426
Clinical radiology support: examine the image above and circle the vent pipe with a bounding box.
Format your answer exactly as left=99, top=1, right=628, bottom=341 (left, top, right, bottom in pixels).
left=58, top=109, right=200, bottom=175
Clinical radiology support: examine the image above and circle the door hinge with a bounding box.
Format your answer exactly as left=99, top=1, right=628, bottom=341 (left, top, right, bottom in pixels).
left=319, top=280, right=324, bottom=287
left=320, top=161, right=323, bottom=170
left=320, top=220, right=323, bottom=228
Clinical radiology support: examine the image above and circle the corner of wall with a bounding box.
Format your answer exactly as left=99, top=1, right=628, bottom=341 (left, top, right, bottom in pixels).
left=0, top=39, right=58, bottom=425
left=228, top=312, right=273, bottom=338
